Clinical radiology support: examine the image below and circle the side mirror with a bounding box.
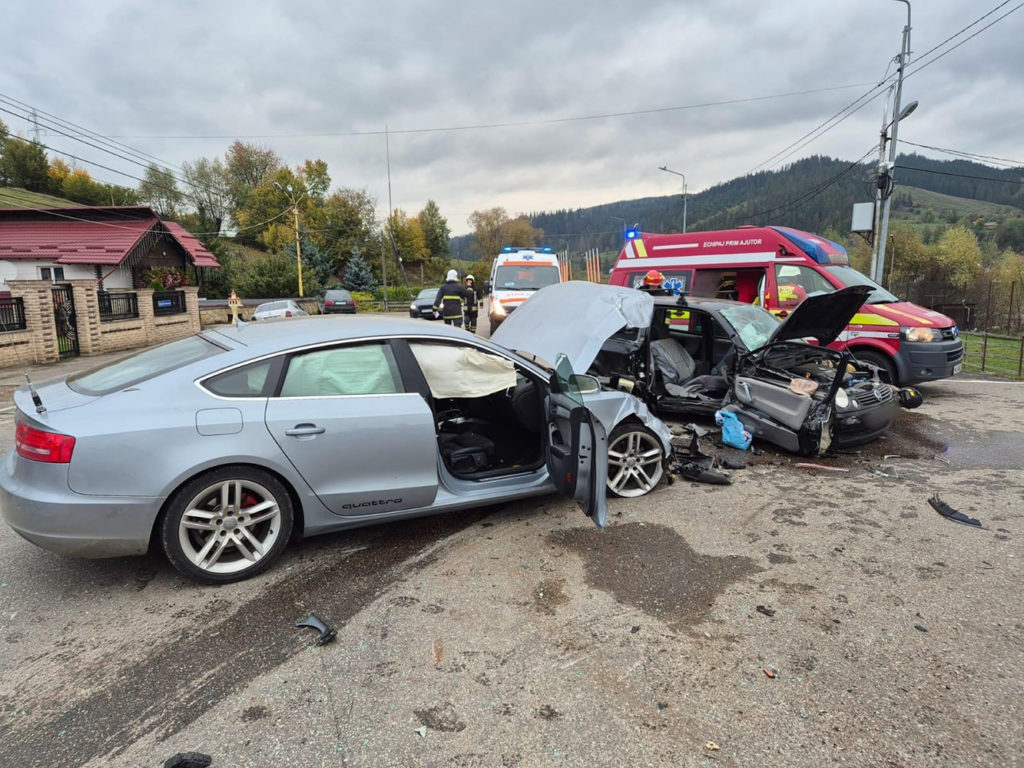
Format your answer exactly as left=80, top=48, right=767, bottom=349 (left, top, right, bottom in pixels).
left=483, top=280, right=492, bottom=294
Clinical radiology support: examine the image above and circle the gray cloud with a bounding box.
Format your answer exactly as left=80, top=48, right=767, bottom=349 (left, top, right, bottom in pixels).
left=1, top=0, right=1020, bottom=232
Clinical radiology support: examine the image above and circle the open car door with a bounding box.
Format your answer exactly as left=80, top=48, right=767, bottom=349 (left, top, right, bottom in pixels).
left=545, top=354, right=609, bottom=529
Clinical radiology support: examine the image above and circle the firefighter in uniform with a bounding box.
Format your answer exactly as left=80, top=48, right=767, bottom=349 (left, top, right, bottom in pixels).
left=433, top=269, right=468, bottom=327
left=463, top=274, right=480, bottom=333
left=638, top=269, right=671, bottom=296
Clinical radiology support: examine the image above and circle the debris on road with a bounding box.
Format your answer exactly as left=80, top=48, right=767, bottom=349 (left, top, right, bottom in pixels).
left=914, top=624, right=928, bottom=632
left=163, top=752, right=212, bottom=768
left=756, top=605, right=776, bottom=617
left=414, top=725, right=427, bottom=737
left=294, top=612, right=338, bottom=645
left=928, top=493, right=983, bottom=528
left=763, top=667, right=777, bottom=679
left=705, top=741, right=721, bottom=751
left=793, top=462, right=849, bottom=473
left=715, top=410, right=752, bottom=450
left=676, top=462, right=732, bottom=485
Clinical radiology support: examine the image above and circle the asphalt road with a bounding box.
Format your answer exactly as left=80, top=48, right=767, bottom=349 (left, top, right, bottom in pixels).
left=0, top=322, right=1021, bottom=767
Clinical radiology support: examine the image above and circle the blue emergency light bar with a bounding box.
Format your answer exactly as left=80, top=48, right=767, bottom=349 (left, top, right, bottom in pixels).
left=540, top=246, right=553, bottom=253
left=501, top=246, right=518, bottom=253
left=625, top=229, right=641, bottom=240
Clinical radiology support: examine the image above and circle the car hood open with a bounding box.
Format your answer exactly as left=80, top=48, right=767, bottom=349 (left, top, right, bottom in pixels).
left=491, top=281, right=654, bottom=372
left=769, top=285, right=871, bottom=346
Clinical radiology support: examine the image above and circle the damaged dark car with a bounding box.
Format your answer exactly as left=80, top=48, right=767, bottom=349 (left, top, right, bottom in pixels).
left=494, top=282, right=917, bottom=457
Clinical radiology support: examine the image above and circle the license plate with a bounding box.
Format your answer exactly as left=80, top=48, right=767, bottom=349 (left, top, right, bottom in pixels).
left=953, top=363, right=963, bottom=375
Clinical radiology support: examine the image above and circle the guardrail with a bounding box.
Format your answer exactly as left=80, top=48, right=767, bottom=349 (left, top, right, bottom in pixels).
left=98, top=290, right=139, bottom=322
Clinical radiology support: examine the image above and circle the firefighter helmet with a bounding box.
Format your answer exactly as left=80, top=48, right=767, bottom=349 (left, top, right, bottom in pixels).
left=642, top=270, right=664, bottom=289
left=465, top=274, right=475, bottom=284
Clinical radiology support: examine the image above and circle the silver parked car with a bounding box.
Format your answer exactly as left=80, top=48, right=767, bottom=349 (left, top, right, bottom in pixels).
left=252, top=299, right=308, bottom=320
left=1, top=310, right=670, bottom=583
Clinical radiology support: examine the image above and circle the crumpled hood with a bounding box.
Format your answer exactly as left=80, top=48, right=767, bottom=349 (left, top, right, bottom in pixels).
left=491, top=281, right=654, bottom=372
left=770, top=285, right=871, bottom=346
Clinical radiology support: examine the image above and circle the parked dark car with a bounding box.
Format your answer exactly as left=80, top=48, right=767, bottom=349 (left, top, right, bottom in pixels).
left=409, top=287, right=440, bottom=319
left=320, top=289, right=356, bottom=314
left=494, top=282, right=914, bottom=456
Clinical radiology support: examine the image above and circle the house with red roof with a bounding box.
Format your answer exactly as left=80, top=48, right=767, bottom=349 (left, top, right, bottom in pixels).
left=0, top=205, right=220, bottom=293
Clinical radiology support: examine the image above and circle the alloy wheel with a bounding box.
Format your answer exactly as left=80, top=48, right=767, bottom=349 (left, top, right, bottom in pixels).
left=607, top=428, right=664, bottom=497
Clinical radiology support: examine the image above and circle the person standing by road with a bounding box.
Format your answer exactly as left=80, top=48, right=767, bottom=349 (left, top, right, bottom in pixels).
left=433, top=269, right=468, bottom=327
left=463, top=274, right=480, bottom=333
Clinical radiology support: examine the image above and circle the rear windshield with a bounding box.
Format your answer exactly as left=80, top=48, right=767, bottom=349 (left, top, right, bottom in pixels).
left=259, top=301, right=288, bottom=311
left=325, top=290, right=352, bottom=300
left=68, top=335, right=224, bottom=395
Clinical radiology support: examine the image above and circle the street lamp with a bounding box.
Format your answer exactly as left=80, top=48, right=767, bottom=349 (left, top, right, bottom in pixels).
left=871, top=0, right=913, bottom=286
left=274, top=181, right=305, bottom=297
left=658, top=166, right=687, bottom=233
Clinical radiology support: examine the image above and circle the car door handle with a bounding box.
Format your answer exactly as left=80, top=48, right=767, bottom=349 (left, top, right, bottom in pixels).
left=285, top=424, right=326, bottom=437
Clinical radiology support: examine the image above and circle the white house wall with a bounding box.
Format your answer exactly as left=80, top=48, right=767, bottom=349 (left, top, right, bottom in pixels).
left=0, top=260, right=132, bottom=292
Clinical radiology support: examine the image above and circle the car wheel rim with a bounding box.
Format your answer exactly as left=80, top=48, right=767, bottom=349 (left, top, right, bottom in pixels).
left=178, top=479, right=282, bottom=575
left=607, top=430, right=664, bottom=497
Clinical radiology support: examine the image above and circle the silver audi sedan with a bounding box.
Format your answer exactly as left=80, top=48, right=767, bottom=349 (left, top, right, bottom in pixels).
left=1, top=304, right=670, bottom=584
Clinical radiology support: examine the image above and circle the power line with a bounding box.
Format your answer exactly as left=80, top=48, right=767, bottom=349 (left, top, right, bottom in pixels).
left=893, top=165, right=1024, bottom=185
left=0, top=189, right=291, bottom=235
left=898, top=139, right=1023, bottom=168
left=904, top=1, right=1023, bottom=79
left=98, top=83, right=877, bottom=140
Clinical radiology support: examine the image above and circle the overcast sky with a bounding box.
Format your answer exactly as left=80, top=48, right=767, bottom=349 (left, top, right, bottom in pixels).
left=2, top=0, right=1021, bottom=234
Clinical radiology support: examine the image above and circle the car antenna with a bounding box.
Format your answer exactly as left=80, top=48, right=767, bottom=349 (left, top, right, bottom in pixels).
left=0, top=314, right=45, bottom=413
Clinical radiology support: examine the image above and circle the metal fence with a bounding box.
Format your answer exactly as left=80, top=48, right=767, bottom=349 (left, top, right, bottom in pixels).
left=152, top=290, right=187, bottom=316
left=961, top=332, right=1024, bottom=379
left=98, top=290, right=139, bottom=322
left=0, top=296, right=27, bottom=331
left=0, top=296, right=27, bottom=332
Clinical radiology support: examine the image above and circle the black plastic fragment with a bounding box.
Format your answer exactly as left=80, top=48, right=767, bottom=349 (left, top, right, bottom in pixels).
left=898, top=387, right=924, bottom=409
left=928, top=493, right=982, bottom=528
left=676, top=462, right=732, bottom=485
left=163, top=752, right=212, bottom=768
left=914, top=624, right=928, bottom=632
left=295, top=612, right=338, bottom=645
left=756, top=605, right=776, bottom=617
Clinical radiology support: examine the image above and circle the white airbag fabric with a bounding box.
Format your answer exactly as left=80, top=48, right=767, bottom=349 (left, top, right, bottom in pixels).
left=410, top=343, right=516, bottom=398
left=490, top=281, right=654, bottom=373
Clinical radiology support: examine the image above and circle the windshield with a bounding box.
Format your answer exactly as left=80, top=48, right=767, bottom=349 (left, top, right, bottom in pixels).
left=68, top=335, right=224, bottom=395
left=825, top=265, right=899, bottom=303
left=718, top=304, right=781, bottom=351
left=494, top=265, right=560, bottom=291
left=417, top=288, right=436, bottom=299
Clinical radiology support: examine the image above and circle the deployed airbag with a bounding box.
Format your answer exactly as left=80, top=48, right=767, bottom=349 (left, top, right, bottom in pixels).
left=410, top=343, right=516, bottom=398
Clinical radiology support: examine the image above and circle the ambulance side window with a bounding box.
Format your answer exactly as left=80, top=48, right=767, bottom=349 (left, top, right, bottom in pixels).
left=774, top=265, right=834, bottom=309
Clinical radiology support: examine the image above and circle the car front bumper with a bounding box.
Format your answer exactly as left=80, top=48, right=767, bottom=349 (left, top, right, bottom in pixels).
left=833, top=394, right=900, bottom=448
left=0, top=451, right=162, bottom=558
left=895, top=339, right=964, bottom=384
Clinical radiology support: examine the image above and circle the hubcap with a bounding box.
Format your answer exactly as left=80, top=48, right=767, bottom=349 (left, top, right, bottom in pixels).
left=607, top=430, right=664, bottom=497
left=178, top=479, right=282, bottom=574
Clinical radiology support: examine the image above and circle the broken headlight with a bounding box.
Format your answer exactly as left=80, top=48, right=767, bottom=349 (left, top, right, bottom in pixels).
left=835, top=388, right=852, bottom=409
left=901, top=326, right=942, bottom=342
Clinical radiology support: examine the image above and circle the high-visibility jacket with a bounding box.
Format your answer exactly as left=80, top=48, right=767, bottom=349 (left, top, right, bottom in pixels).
left=464, top=285, right=479, bottom=313
left=433, top=280, right=468, bottom=320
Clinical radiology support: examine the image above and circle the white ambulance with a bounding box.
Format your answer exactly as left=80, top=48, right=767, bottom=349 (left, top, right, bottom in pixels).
left=486, top=246, right=562, bottom=331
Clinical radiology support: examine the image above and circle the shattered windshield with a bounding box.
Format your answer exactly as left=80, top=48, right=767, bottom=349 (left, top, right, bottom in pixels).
left=494, top=265, right=560, bottom=291
left=718, top=304, right=781, bottom=351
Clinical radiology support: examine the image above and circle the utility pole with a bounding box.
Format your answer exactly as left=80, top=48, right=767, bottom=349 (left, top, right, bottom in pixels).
left=658, top=166, right=687, bottom=232
left=874, top=0, right=912, bottom=286
left=274, top=181, right=304, bottom=297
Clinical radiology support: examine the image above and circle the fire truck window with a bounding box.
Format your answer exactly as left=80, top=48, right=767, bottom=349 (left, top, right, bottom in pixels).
left=774, top=265, right=835, bottom=309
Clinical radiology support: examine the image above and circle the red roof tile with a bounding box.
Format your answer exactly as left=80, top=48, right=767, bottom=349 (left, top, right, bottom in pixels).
left=162, top=221, right=221, bottom=268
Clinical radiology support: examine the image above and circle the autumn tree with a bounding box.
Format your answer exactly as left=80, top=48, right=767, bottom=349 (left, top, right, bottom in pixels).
left=0, top=135, right=49, bottom=191
left=935, top=226, right=983, bottom=291
left=387, top=209, right=430, bottom=265
left=181, top=157, right=232, bottom=235
left=138, top=163, right=182, bottom=218
left=224, top=141, right=281, bottom=198
left=468, top=207, right=544, bottom=259
left=417, top=200, right=451, bottom=261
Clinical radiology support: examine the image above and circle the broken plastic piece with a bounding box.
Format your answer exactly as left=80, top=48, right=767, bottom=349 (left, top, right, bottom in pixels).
left=414, top=725, right=428, bottom=737
left=720, top=456, right=747, bottom=470
left=914, top=624, right=928, bottom=632
left=898, top=387, right=924, bottom=409
left=756, top=605, right=776, bottom=617
left=676, top=462, right=732, bottom=485
left=295, top=612, right=338, bottom=645
left=163, top=753, right=212, bottom=768
left=705, top=741, right=721, bottom=751
left=928, top=493, right=982, bottom=528
left=793, top=463, right=849, bottom=473
left=763, top=667, right=776, bottom=679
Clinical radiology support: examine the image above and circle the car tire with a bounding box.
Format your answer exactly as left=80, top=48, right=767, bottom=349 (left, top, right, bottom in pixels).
left=606, top=424, right=665, bottom=498
left=852, top=349, right=898, bottom=385
left=160, top=466, right=295, bottom=584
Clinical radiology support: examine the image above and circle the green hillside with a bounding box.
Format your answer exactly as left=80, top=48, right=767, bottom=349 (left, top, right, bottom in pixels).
left=890, top=186, right=1021, bottom=223
left=0, top=186, right=82, bottom=209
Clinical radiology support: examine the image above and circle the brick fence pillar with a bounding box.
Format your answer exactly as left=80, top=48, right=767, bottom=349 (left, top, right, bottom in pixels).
left=137, top=289, right=155, bottom=345
left=67, top=280, right=102, bottom=356
left=182, top=286, right=201, bottom=335
left=8, top=280, right=59, bottom=364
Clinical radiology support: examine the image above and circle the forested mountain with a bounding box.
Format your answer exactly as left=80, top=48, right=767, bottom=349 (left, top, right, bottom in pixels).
left=511, top=153, right=1024, bottom=254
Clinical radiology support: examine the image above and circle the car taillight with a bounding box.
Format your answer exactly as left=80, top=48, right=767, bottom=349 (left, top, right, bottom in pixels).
left=325, top=301, right=334, bottom=306
left=348, top=301, right=355, bottom=306
left=15, top=422, right=76, bottom=463
left=285, top=311, right=293, bottom=317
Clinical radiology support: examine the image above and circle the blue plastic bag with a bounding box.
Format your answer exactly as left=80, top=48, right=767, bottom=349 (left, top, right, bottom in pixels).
left=715, top=410, right=752, bottom=451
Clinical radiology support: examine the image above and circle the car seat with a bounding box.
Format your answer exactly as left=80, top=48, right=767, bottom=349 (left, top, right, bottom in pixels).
left=650, top=338, right=697, bottom=396
left=439, top=432, right=495, bottom=474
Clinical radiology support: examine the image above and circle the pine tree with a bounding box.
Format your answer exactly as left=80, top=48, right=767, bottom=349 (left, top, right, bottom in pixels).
left=343, top=248, right=377, bottom=292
